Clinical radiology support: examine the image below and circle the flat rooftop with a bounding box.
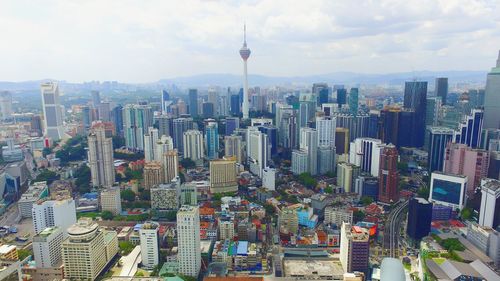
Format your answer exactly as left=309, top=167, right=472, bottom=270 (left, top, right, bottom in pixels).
left=283, top=259, right=344, bottom=278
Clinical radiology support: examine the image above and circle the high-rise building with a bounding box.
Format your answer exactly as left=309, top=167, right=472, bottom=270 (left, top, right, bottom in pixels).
left=224, top=135, right=242, bottom=163
left=258, top=125, right=278, bottom=156
left=111, top=105, right=123, bottom=136
left=209, top=158, right=237, bottom=193
left=435, top=78, right=448, bottom=105
left=143, top=161, right=164, bottom=189
left=183, top=130, right=204, bottom=162
left=100, top=187, right=122, bottom=215
left=291, top=149, right=308, bottom=175
left=279, top=111, right=298, bottom=149
left=333, top=113, right=370, bottom=142
left=426, top=97, right=442, bottom=126
left=62, top=218, right=118, bottom=280
left=202, top=102, right=214, bottom=118
left=177, top=206, right=201, bottom=277
left=348, top=88, right=359, bottom=116
left=225, top=117, right=239, bottom=136
left=349, top=138, right=382, bottom=177
left=247, top=128, right=269, bottom=177
left=173, top=117, right=194, bottom=153
left=205, top=121, right=219, bottom=160
left=335, top=128, right=350, bottom=155
left=161, top=90, right=170, bottom=113
left=97, top=102, right=111, bottom=122
left=407, top=197, right=432, bottom=241
left=483, top=50, right=500, bottom=129
left=19, top=181, right=49, bottom=218
left=230, top=94, right=240, bottom=116
left=468, top=89, right=486, bottom=108
left=151, top=183, right=179, bottom=210
left=428, top=127, right=454, bottom=173
left=33, top=227, right=64, bottom=268
left=262, top=167, right=276, bottom=190
left=139, top=222, right=160, bottom=270
left=444, top=142, right=489, bottom=195
left=122, top=104, right=154, bottom=150
left=299, top=95, right=316, bottom=127
left=429, top=172, right=468, bottom=210
left=155, top=135, right=174, bottom=162
left=91, top=90, right=101, bottom=108
left=404, top=81, right=427, bottom=147
left=219, top=219, right=235, bottom=240
left=32, top=198, right=76, bottom=235
left=318, top=146, right=336, bottom=175
left=300, top=127, right=318, bottom=175
left=337, top=162, right=360, bottom=193
left=30, top=114, right=43, bottom=136
left=278, top=207, right=299, bottom=234
left=313, top=83, right=329, bottom=106
left=41, top=82, right=65, bottom=140
left=180, top=182, right=197, bottom=206
left=0, top=91, right=13, bottom=120
left=188, top=89, right=199, bottom=117
left=155, top=114, right=173, bottom=138
left=316, top=116, right=337, bottom=148
left=162, top=150, right=179, bottom=183
left=239, top=25, right=251, bottom=119
left=88, top=126, right=115, bottom=187
left=378, top=144, right=399, bottom=204
left=144, top=127, right=159, bottom=162
left=337, top=88, right=347, bottom=107
left=478, top=178, right=500, bottom=229
left=340, top=222, right=369, bottom=273
left=453, top=109, right=484, bottom=149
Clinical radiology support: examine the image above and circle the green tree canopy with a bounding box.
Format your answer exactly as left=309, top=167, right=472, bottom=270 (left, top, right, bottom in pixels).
left=101, top=210, right=114, bottom=220
left=121, top=189, right=136, bottom=202
left=180, top=158, right=196, bottom=169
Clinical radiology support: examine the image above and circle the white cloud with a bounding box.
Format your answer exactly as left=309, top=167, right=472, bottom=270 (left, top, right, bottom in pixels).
left=0, top=0, right=498, bottom=82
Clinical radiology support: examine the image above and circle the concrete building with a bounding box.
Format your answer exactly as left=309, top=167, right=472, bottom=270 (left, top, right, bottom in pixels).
left=483, top=50, right=500, bottom=129
left=340, top=222, right=370, bottom=273
left=262, top=167, right=276, bottom=191
left=19, top=181, right=49, bottom=218
left=33, top=227, right=64, bottom=268
left=324, top=207, right=353, bottom=227
left=247, top=128, right=268, bottom=178
left=151, top=183, right=179, bottom=210
left=0, top=91, right=13, bottom=120
left=139, top=222, right=160, bottom=270
left=154, top=135, right=174, bottom=162
left=183, top=130, right=204, bottom=162
left=144, top=127, right=159, bottom=162
left=100, top=187, right=122, bottom=215
left=143, top=161, right=164, bottom=189
left=278, top=207, right=299, bottom=234
left=162, top=149, right=179, bottom=183
left=378, top=145, right=399, bottom=204
left=427, top=127, right=454, bottom=173
left=349, top=138, right=382, bottom=177
left=406, top=197, right=432, bottom=241
left=205, top=121, right=219, bottom=160
left=291, top=149, right=308, bottom=175
left=122, top=104, right=154, bottom=150
left=316, top=116, right=337, bottom=148
left=172, top=117, right=194, bottom=153
left=177, top=205, right=201, bottom=277
left=219, top=219, right=235, bottom=240
left=300, top=127, right=318, bottom=175
left=337, top=162, right=360, bottom=193
left=32, top=197, right=76, bottom=235
left=318, top=146, right=336, bottom=175
left=479, top=178, right=500, bottom=229
left=429, top=172, right=468, bottom=210
left=224, top=135, right=243, bottom=164
left=209, top=158, right=238, bottom=193
left=41, top=82, right=65, bottom=141
left=180, top=182, right=197, bottom=206
left=88, top=126, right=115, bottom=187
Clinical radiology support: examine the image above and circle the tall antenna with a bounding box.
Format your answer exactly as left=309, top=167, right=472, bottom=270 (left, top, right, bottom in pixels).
left=243, top=23, right=247, bottom=46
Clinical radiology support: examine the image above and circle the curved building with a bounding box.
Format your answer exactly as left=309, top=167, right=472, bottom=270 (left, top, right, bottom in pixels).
left=380, top=258, right=405, bottom=281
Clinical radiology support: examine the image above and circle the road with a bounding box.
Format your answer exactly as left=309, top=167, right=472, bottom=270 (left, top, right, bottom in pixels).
left=384, top=200, right=408, bottom=258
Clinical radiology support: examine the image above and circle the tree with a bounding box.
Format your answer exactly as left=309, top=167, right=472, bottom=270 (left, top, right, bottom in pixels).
left=180, top=158, right=196, bottom=169
left=35, top=169, right=60, bottom=185
left=42, top=147, right=53, bottom=157
left=417, top=187, right=430, bottom=199
left=139, top=189, right=150, bottom=201
left=101, top=210, right=114, bottom=220
left=112, top=135, right=126, bottom=149
left=324, top=186, right=333, bottom=194
left=74, top=165, right=91, bottom=194
left=397, top=162, right=409, bottom=173
left=18, top=249, right=32, bottom=260
left=353, top=210, right=366, bottom=223
left=121, top=189, right=136, bottom=202
left=298, top=172, right=317, bottom=189
left=360, top=196, right=374, bottom=206
left=460, top=207, right=473, bottom=220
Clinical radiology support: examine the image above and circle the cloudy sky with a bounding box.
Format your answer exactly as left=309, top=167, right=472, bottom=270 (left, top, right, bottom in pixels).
left=1, top=0, right=499, bottom=82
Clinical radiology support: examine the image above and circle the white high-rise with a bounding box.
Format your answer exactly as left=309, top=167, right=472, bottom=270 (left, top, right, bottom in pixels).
left=247, top=127, right=268, bottom=178
left=139, top=222, right=160, bottom=270
left=144, top=127, right=159, bottom=162
left=32, top=198, right=77, bottom=235
left=177, top=205, right=201, bottom=277
left=162, top=149, right=179, bottom=183
left=155, top=135, right=174, bottom=161
left=239, top=24, right=251, bottom=119
left=41, top=82, right=65, bottom=140
left=183, top=130, right=204, bottom=162
left=0, top=91, right=13, bottom=120
left=100, top=187, right=122, bottom=215
left=224, top=135, right=243, bottom=164
left=300, top=127, right=318, bottom=175
left=316, top=116, right=336, bottom=148
left=349, top=138, right=382, bottom=177
left=88, top=126, right=115, bottom=187
left=33, top=227, right=64, bottom=268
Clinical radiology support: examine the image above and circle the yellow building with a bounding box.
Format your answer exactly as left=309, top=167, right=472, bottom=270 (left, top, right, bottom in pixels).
left=0, top=245, right=18, bottom=260
left=209, top=157, right=237, bottom=193
left=143, top=161, right=164, bottom=189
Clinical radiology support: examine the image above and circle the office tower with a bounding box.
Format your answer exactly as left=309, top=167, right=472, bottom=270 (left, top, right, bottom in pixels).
left=30, top=114, right=43, bottom=136
left=247, top=128, right=269, bottom=177
left=313, top=83, right=329, bottom=106
left=316, top=116, right=336, bottom=148
left=407, top=197, right=432, bottom=241
left=180, top=182, right=197, bottom=206
left=209, top=158, right=237, bottom=193
left=202, top=102, right=214, bottom=118
left=340, top=222, right=369, bottom=273
left=224, top=135, right=243, bottom=163
left=225, top=117, right=239, bottom=136
left=144, top=127, right=159, bottom=162
left=155, top=135, right=174, bottom=162
left=162, top=150, right=179, bottom=183
left=161, top=90, right=170, bottom=113
left=404, top=81, right=427, bottom=147
left=300, top=127, right=318, bottom=175
left=429, top=172, right=468, bottom=210
left=333, top=113, right=370, bottom=142
left=291, top=149, right=308, bottom=175
left=87, top=126, right=115, bottom=187
left=337, top=162, right=360, bottom=193
left=318, top=146, right=336, bottom=175
left=111, top=105, right=123, bottom=136
left=183, top=130, right=204, bottom=162
left=479, top=178, right=500, bottom=229
left=279, top=206, right=299, bottom=234
left=91, top=90, right=101, bottom=108
left=239, top=25, right=251, bottom=119
left=454, top=109, right=484, bottom=149
left=349, top=138, right=382, bottom=177
left=19, top=181, right=49, bottom=218
left=143, top=161, right=164, bottom=189
left=173, top=117, right=194, bottom=153
left=426, top=97, right=442, bottom=126
left=0, top=91, right=13, bottom=120
left=100, top=187, right=122, bottom=215
left=97, top=102, right=111, bottom=121
left=435, top=78, right=448, bottom=105
left=262, top=167, right=276, bottom=190
left=444, top=142, right=489, bottom=195
left=33, top=227, right=64, bottom=268
left=230, top=94, right=240, bottom=116
left=40, top=82, right=64, bottom=140
left=489, top=151, right=500, bottom=180
left=279, top=111, right=298, bottom=149
left=32, top=198, right=76, bottom=235
left=468, top=89, right=486, bottom=108
left=139, top=222, right=160, bottom=270
left=177, top=206, right=201, bottom=277
left=155, top=114, right=173, bottom=137
left=258, top=125, right=278, bottom=156
left=188, top=89, right=199, bottom=117
left=337, top=88, right=347, bottom=107
left=208, top=89, right=219, bottom=114
left=335, top=128, right=350, bottom=155
left=428, top=127, right=454, bottom=173
left=81, top=105, right=92, bottom=130
left=348, top=88, right=359, bottom=116
left=483, top=50, right=500, bottom=129
left=151, top=183, right=180, bottom=210
left=299, top=96, right=316, bottom=127
left=367, top=110, right=380, bottom=139
left=62, top=218, right=118, bottom=280
left=378, top=145, right=399, bottom=204
left=123, top=104, right=154, bottom=150
left=205, top=121, right=219, bottom=160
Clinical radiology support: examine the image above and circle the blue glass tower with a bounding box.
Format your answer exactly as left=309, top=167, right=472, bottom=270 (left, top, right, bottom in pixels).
left=348, top=88, right=359, bottom=116
left=336, top=89, right=347, bottom=107
left=404, top=81, right=427, bottom=147
left=225, top=117, right=239, bottom=136
left=258, top=125, right=278, bottom=156
left=230, top=95, right=240, bottom=116
left=407, top=197, right=432, bottom=241
left=205, top=122, right=219, bottom=159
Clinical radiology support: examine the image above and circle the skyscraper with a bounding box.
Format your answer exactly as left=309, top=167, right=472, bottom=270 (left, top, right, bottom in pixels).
left=188, top=89, right=199, bottom=117
left=316, top=116, right=337, bottom=148
left=173, top=117, right=194, bottom=153
left=224, top=135, right=242, bottom=163
left=111, top=105, right=123, bottom=136
left=41, top=82, right=65, bottom=140
left=300, top=127, right=318, bottom=175
left=378, top=144, right=399, bottom=204
left=348, top=88, right=359, bottom=116
left=155, top=114, right=173, bottom=138
left=340, top=222, right=370, bottom=273
left=239, top=24, right=251, bottom=119
left=155, top=135, right=174, bottom=161
left=161, top=90, right=170, bottom=113
left=404, top=81, right=428, bottom=147
left=313, top=83, right=329, bottom=106
left=139, top=222, right=160, bottom=270
left=0, top=91, right=13, bottom=120
left=143, top=161, right=164, bottom=189
left=33, top=227, right=64, bottom=269
left=337, top=88, right=347, bottom=107
left=230, top=94, right=240, bottom=116
left=183, top=130, right=204, bottom=163
left=247, top=128, right=269, bottom=177
left=100, top=187, right=122, bottom=215
left=177, top=206, right=201, bottom=277
left=205, top=121, right=219, bottom=160
left=427, top=127, right=454, bottom=173
left=349, top=138, right=382, bottom=177
left=435, top=77, right=448, bottom=105
left=91, top=90, right=101, bottom=108
left=87, top=126, right=115, bottom=187
left=202, top=102, right=214, bottom=118
left=144, top=127, right=159, bottom=162
left=483, top=50, right=500, bottom=129
left=478, top=178, right=500, bottom=229
left=162, top=149, right=179, bottom=183
left=453, top=109, right=484, bottom=149
left=406, top=197, right=432, bottom=241
left=122, top=104, right=154, bottom=150
left=32, top=198, right=76, bottom=235
left=225, top=117, right=240, bottom=136
left=426, top=97, right=442, bottom=126
left=210, top=158, right=238, bottom=193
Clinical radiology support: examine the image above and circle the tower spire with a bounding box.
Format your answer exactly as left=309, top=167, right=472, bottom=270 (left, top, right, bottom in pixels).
left=243, top=23, right=247, bottom=46
left=497, top=49, right=500, bottom=67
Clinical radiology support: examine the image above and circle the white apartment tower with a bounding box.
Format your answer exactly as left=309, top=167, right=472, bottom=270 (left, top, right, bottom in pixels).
left=139, top=222, right=160, bottom=270
left=247, top=128, right=268, bottom=178
left=300, top=127, right=318, bottom=175
left=88, top=126, right=115, bottom=187
left=183, top=130, right=204, bottom=162
left=144, top=127, right=159, bottom=162
left=32, top=198, right=77, bottom=235
left=41, top=82, right=65, bottom=140
left=177, top=205, right=201, bottom=277
left=316, top=116, right=336, bottom=148
left=100, top=187, right=122, bottom=215
left=33, top=227, right=64, bottom=268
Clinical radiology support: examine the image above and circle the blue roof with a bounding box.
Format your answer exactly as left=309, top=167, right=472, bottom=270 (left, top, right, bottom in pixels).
left=237, top=241, right=248, bottom=255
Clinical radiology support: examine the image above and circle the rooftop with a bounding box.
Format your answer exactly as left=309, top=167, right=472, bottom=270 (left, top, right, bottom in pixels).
left=283, top=259, right=344, bottom=278
left=0, top=244, right=16, bottom=254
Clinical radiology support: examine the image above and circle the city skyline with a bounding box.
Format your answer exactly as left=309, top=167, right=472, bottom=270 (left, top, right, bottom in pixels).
left=0, top=0, right=499, bottom=82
